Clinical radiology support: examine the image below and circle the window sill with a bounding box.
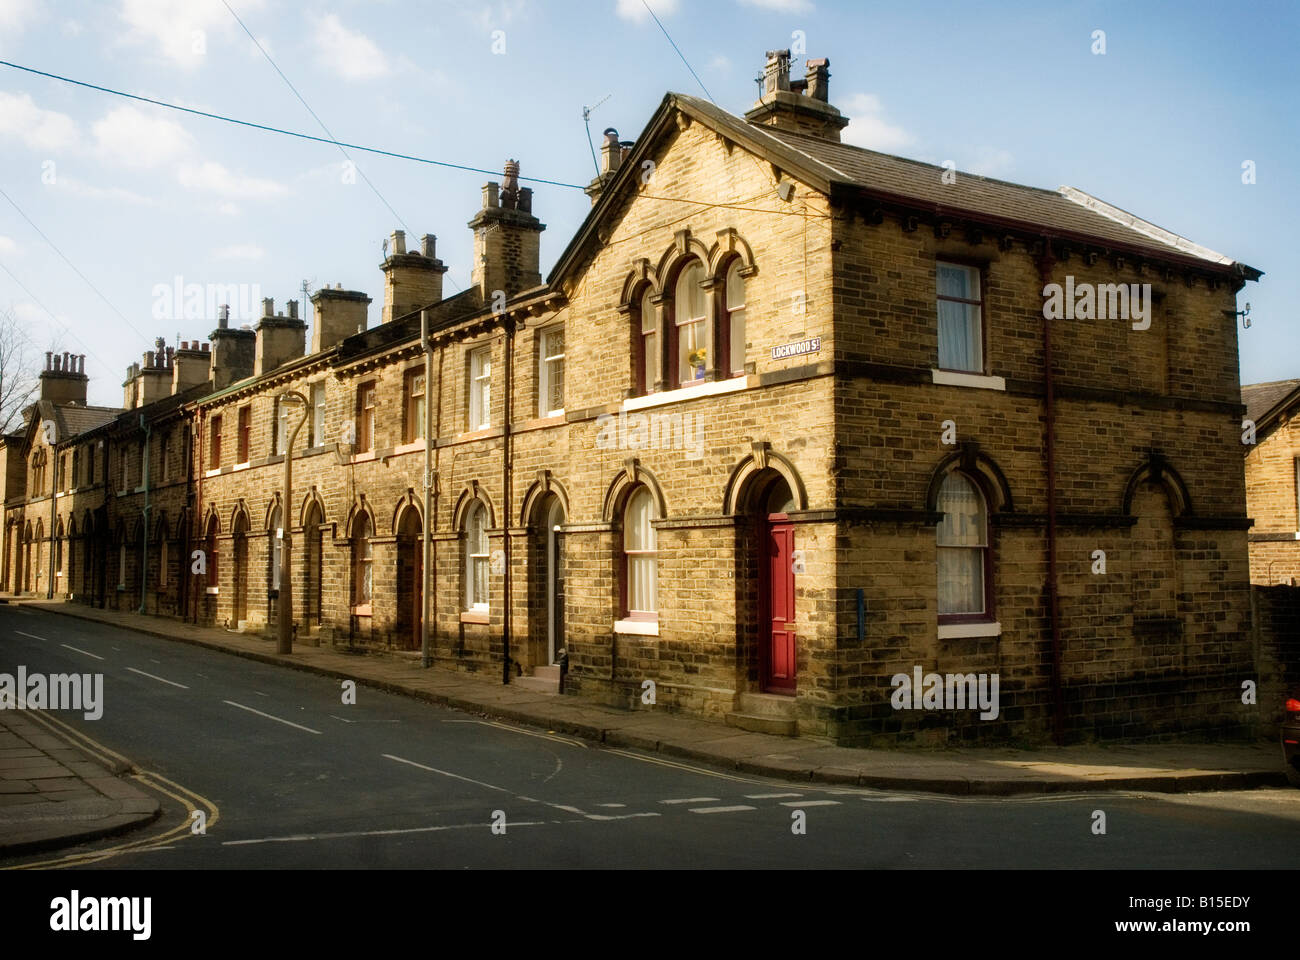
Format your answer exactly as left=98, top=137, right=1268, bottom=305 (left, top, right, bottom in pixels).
left=614, top=618, right=659, bottom=637
left=352, top=604, right=372, bottom=617
left=205, top=586, right=219, bottom=595
left=350, top=451, right=377, bottom=464
left=233, top=462, right=251, bottom=472
left=930, top=369, right=1006, bottom=391
left=460, top=610, right=489, bottom=624
left=204, top=469, right=220, bottom=478
left=393, top=439, right=427, bottom=455
left=937, top=621, right=1001, bottom=640
left=623, top=375, right=747, bottom=412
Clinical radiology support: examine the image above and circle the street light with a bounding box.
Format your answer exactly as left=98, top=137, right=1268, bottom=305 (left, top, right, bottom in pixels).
left=277, top=390, right=310, bottom=655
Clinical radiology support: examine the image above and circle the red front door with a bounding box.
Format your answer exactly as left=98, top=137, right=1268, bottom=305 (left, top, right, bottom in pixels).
left=762, top=517, right=796, bottom=693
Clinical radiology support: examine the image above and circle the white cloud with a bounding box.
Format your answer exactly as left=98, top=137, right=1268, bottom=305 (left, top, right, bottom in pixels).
left=311, top=13, right=390, bottom=80
left=616, top=0, right=678, bottom=24
left=216, top=201, right=240, bottom=217
left=92, top=105, right=194, bottom=169
left=213, top=243, right=264, bottom=260
left=840, top=93, right=914, bottom=152
left=964, top=146, right=1015, bottom=178
left=54, top=177, right=159, bottom=206
left=707, top=54, right=730, bottom=71
left=737, top=0, right=813, bottom=11
left=0, top=235, right=17, bottom=256
left=177, top=161, right=286, bottom=200
left=0, top=0, right=37, bottom=34
left=117, top=0, right=266, bottom=67
left=62, top=19, right=83, bottom=36
left=0, top=92, right=78, bottom=152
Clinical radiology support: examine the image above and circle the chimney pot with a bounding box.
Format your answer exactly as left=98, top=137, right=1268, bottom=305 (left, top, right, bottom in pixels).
left=218, top=304, right=230, bottom=329
left=45, top=351, right=52, bottom=371
left=202, top=342, right=209, bottom=352
left=390, top=230, right=406, bottom=256
left=421, top=234, right=436, bottom=258
left=262, top=297, right=274, bottom=317
left=805, top=57, right=831, bottom=101
left=503, top=159, right=520, bottom=193
left=763, top=49, right=792, bottom=95
left=483, top=181, right=499, bottom=209
left=287, top=299, right=299, bottom=320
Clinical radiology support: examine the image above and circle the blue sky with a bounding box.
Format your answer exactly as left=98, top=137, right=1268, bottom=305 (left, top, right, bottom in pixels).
left=0, top=0, right=1293, bottom=408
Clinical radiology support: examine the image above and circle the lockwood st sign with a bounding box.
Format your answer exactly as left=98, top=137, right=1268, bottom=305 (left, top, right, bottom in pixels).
left=771, top=337, right=821, bottom=360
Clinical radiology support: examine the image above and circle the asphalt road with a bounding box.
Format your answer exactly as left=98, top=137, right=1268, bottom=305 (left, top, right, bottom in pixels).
left=2, top=604, right=1298, bottom=869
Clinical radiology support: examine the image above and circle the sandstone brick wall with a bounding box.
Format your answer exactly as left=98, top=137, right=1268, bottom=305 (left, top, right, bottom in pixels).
left=1245, top=407, right=1300, bottom=584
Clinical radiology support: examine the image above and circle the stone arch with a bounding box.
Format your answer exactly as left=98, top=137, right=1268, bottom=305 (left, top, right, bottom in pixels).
left=81, top=510, right=95, bottom=538
left=298, top=487, right=327, bottom=529
left=229, top=500, right=252, bottom=534
left=706, top=227, right=758, bottom=280
left=390, top=489, right=424, bottom=535
left=723, top=442, right=809, bottom=516
left=173, top=506, right=191, bottom=541
left=344, top=496, right=377, bottom=539
left=66, top=516, right=78, bottom=539
left=1121, top=453, right=1192, bottom=518
left=602, top=458, right=668, bottom=522
left=451, top=481, right=497, bottom=531
left=202, top=503, right=222, bottom=536
left=152, top=510, right=169, bottom=542
left=925, top=442, right=1015, bottom=515
left=262, top=494, right=284, bottom=532
left=518, top=470, right=571, bottom=527
left=618, top=258, right=660, bottom=308
left=654, top=228, right=713, bottom=286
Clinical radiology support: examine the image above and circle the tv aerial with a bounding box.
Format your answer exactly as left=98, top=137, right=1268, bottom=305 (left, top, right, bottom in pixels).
left=582, top=93, right=613, bottom=176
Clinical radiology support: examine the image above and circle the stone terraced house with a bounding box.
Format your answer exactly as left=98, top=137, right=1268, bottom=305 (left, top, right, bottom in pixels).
left=1243, top=378, right=1300, bottom=585
left=1, top=50, right=1265, bottom=746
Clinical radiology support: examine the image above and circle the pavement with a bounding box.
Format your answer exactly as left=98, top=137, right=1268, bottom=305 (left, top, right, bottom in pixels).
left=9, top=597, right=1291, bottom=811
left=0, top=708, right=160, bottom=856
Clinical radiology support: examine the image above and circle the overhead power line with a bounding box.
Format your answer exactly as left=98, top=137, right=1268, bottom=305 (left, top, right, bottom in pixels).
left=0, top=59, right=588, bottom=190
left=640, top=0, right=714, bottom=103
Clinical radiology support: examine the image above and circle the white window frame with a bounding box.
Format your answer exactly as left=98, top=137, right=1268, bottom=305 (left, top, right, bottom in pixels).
left=936, top=471, right=990, bottom=619
left=675, top=260, right=707, bottom=387
left=623, top=486, right=657, bottom=620
left=469, top=346, right=492, bottom=430
left=538, top=326, right=565, bottom=417
left=725, top=259, right=746, bottom=377
left=310, top=382, right=326, bottom=447
left=465, top=501, right=489, bottom=612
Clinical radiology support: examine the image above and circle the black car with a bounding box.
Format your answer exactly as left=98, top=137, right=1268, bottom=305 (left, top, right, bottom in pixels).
left=1283, top=690, right=1300, bottom=787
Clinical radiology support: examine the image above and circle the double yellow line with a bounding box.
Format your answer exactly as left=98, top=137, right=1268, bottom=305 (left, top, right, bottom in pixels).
left=5, top=708, right=220, bottom=870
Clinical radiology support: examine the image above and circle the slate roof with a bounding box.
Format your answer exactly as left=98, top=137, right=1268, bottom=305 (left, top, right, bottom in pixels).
left=1242, top=379, right=1300, bottom=427
left=551, top=92, right=1261, bottom=285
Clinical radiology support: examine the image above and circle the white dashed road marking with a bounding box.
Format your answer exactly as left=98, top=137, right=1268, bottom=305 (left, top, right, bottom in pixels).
left=781, top=800, right=839, bottom=807
left=127, top=667, right=189, bottom=689
left=225, top=700, right=322, bottom=734
left=689, top=805, right=756, bottom=814
left=744, top=792, right=803, bottom=799
left=382, top=753, right=510, bottom=792
left=660, top=797, right=719, bottom=805
left=59, top=643, right=104, bottom=661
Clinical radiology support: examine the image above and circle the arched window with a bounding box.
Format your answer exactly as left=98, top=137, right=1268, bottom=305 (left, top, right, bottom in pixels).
left=464, top=501, right=489, bottom=612
left=723, top=258, right=746, bottom=377
left=635, top=287, right=658, bottom=396
left=352, top=513, right=372, bottom=607
left=674, top=260, right=707, bottom=387
left=623, top=486, right=657, bottom=618
left=269, top=505, right=283, bottom=593
left=936, top=472, right=990, bottom=618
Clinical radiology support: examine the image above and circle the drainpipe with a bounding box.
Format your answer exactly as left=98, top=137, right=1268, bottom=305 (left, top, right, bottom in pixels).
left=46, top=435, right=58, bottom=599
left=420, top=311, right=433, bottom=668
left=194, top=409, right=205, bottom=624
left=502, top=317, right=515, bottom=685
left=138, top=414, right=151, bottom=615
left=1036, top=240, right=1066, bottom=746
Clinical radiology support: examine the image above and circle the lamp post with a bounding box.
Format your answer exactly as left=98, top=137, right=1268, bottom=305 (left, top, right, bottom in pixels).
left=277, top=390, right=309, bottom=655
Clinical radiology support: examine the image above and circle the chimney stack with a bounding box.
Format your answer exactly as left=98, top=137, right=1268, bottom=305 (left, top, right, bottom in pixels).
left=469, top=159, right=546, bottom=302
left=744, top=49, right=848, bottom=141
left=379, top=230, right=447, bottom=325
left=172, top=340, right=212, bottom=394
left=584, top=128, right=627, bottom=206
left=210, top=307, right=255, bottom=390
left=311, top=286, right=373, bottom=353
left=254, top=297, right=307, bottom=377
left=39, top=348, right=89, bottom=405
